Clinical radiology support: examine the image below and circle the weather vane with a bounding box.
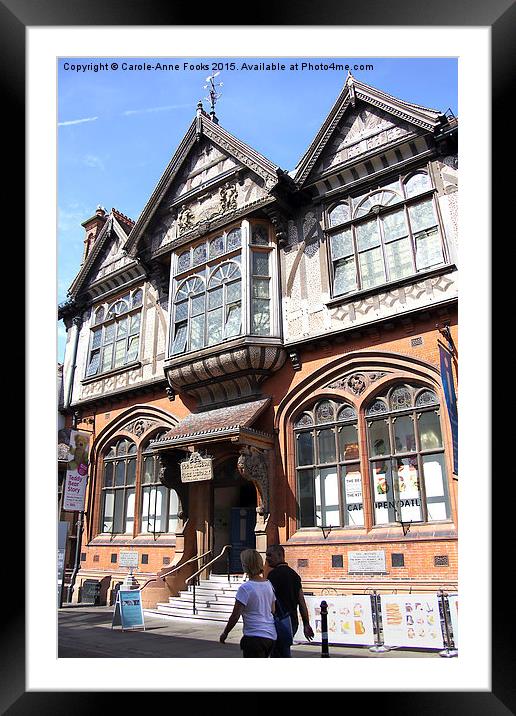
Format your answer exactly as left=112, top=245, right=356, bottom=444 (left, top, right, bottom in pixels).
left=203, top=72, right=223, bottom=123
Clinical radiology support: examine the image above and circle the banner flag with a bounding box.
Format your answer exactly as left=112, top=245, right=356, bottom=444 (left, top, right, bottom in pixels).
left=63, top=430, right=91, bottom=511
left=439, top=342, right=458, bottom=475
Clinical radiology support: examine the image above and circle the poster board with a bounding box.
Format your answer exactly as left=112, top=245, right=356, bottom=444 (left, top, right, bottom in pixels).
left=447, top=594, right=458, bottom=648
left=380, top=594, right=444, bottom=649
left=112, top=589, right=145, bottom=631
left=63, top=430, right=91, bottom=511
left=297, top=595, right=375, bottom=646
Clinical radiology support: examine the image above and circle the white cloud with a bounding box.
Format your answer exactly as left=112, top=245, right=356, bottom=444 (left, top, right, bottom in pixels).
left=58, top=116, right=98, bottom=126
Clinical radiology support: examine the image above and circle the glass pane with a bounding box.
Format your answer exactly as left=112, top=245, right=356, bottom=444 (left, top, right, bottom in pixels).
left=94, top=307, right=105, bottom=324
left=104, top=323, right=115, bottom=343
left=126, top=458, right=136, bottom=486
left=251, top=278, right=269, bottom=299
left=190, top=314, right=205, bottom=350
left=189, top=294, right=204, bottom=317
left=252, top=252, right=269, bottom=276
left=395, top=457, right=422, bottom=521
left=318, top=429, right=336, bottom=463
left=131, top=289, right=143, bottom=308
left=209, top=268, right=223, bottom=287
left=127, top=335, right=139, bottom=362
left=386, top=238, right=413, bottom=280
left=415, top=228, right=444, bottom=270
left=87, top=350, right=100, bottom=376
left=334, top=256, right=357, bottom=295
left=118, top=440, right=128, bottom=456
left=408, top=199, right=436, bottom=232
left=251, top=299, right=270, bottom=335
left=103, top=491, right=114, bottom=532
left=101, top=344, right=113, bottom=371
left=114, top=339, right=126, bottom=367
left=209, top=286, right=223, bottom=309
left=207, top=308, right=223, bottom=345
left=117, top=317, right=128, bottom=338
left=227, top=228, right=241, bottom=250
left=172, top=323, right=187, bottom=355
left=338, top=425, right=359, bottom=461
left=423, top=454, right=446, bottom=497
left=209, top=236, right=224, bottom=258
left=91, top=328, right=102, bottom=350
left=295, top=413, right=313, bottom=428
left=342, top=465, right=364, bottom=526
left=113, top=492, right=124, bottom=533
left=393, top=415, right=416, bottom=453
left=316, top=401, right=334, bottom=424
left=125, top=489, right=135, bottom=533
left=416, top=390, right=438, bottom=408
left=372, top=459, right=394, bottom=524
left=103, top=462, right=114, bottom=487
left=405, top=172, right=431, bottom=198
left=317, top=467, right=340, bottom=527
left=382, top=210, right=407, bottom=242
left=330, top=229, right=353, bottom=259
left=368, top=419, right=390, bottom=456
left=143, top=456, right=154, bottom=484
left=115, top=461, right=125, bottom=486
left=296, top=432, right=314, bottom=466
left=390, top=386, right=412, bottom=411
left=169, top=490, right=179, bottom=533
left=129, top=313, right=141, bottom=335
left=359, top=247, right=385, bottom=289
left=356, top=219, right=380, bottom=251
left=338, top=405, right=357, bottom=422
left=128, top=443, right=137, bottom=455
left=141, top=487, right=150, bottom=533
left=298, top=469, right=315, bottom=527
left=225, top=304, right=241, bottom=338
left=193, top=243, right=207, bottom=266
left=226, top=280, right=242, bottom=303
left=251, top=225, right=269, bottom=245
left=153, top=487, right=164, bottom=532
left=177, top=251, right=190, bottom=272
left=418, top=411, right=443, bottom=450
left=328, top=203, right=349, bottom=227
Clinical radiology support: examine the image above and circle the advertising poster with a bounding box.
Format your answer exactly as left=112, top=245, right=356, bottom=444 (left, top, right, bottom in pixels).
left=298, top=595, right=375, bottom=646
left=63, top=430, right=91, bottom=512
left=380, top=594, right=444, bottom=649
left=447, top=594, right=458, bottom=648
left=113, top=590, right=145, bottom=630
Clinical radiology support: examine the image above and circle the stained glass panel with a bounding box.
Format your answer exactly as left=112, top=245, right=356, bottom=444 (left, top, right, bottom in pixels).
left=251, top=225, right=268, bottom=245
left=209, top=236, right=224, bottom=258
left=405, top=172, right=431, bottom=198
left=252, top=252, right=269, bottom=276
left=328, top=203, right=349, bottom=227
left=193, top=243, right=207, bottom=266
left=177, top=251, right=191, bottom=272
left=330, top=229, right=353, bottom=259
left=315, top=401, right=335, bottom=424
left=227, top=228, right=241, bottom=250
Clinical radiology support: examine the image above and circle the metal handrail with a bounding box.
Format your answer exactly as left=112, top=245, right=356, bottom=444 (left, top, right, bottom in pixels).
left=185, top=544, right=232, bottom=615
left=138, top=549, right=212, bottom=591
left=185, top=544, right=232, bottom=586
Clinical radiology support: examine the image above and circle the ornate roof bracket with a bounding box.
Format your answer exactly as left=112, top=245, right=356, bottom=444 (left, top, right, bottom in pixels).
left=237, top=445, right=270, bottom=517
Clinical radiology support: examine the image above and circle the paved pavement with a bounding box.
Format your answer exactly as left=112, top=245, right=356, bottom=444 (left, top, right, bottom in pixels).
left=58, top=605, right=441, bottom=658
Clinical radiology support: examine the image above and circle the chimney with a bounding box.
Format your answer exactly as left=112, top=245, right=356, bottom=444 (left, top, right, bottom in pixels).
left=81, top=205, right=107, bottom=262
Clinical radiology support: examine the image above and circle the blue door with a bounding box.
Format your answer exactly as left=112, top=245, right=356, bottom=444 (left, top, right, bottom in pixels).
left=229, top=508, right=256, bottom=573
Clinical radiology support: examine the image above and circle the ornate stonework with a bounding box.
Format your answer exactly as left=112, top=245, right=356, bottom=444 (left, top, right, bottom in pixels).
left=327, top=371, right=387, bottom=394
left=124, top=418, right=159, bottom=436
left=237, top=446, right=269, bottom=516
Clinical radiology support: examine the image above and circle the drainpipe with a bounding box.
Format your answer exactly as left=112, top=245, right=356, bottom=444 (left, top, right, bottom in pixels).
left=63, top=316, right=83, bottom=410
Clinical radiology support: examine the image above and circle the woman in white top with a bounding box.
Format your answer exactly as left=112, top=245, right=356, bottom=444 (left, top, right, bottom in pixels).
left=219, top=548, right=276, bottom=657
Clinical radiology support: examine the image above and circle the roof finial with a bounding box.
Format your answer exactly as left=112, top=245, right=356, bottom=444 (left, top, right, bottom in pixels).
left=347, top=70, right=356, bottom=107
left=203, top=72, right=223, bottom=124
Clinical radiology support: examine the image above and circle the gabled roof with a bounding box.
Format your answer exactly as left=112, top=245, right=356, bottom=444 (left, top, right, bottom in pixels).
left=124, top=108, right=280, bottom=258
left=67, top=209, right=135, bottom=299
left=293, top=73, right=447, bottom=187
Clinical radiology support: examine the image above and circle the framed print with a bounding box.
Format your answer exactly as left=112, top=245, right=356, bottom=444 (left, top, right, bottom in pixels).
left=15, top=0, right=506, bottom=710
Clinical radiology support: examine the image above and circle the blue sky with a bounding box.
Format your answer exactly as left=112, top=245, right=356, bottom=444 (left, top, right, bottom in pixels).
left=58, top=56, right=457, bottom=360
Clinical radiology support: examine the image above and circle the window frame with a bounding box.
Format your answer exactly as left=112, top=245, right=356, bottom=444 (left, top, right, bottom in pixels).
left=325, top=169, right=449, bottom=299
left=100, top=438, right=138, bottom=535
left=140, top=437, right=179, bottom=537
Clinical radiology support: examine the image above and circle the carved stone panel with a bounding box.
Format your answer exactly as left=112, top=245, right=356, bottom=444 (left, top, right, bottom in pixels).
left=237, top=446, right=269, bottom=516
left=327, top=371, right=387, bottom=395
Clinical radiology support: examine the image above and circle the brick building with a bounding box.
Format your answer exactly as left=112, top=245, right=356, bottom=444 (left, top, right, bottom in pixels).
left=58, top=74, right=458, bottom=607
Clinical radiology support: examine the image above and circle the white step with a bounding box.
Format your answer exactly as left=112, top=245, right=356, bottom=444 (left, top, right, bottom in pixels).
left=153, top=603, right=231, bottom=621
left=153, top=573, right=246, bottom=622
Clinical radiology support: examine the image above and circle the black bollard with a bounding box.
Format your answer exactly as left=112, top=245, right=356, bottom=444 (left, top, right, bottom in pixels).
left=320, top=600, right=330, bottom=658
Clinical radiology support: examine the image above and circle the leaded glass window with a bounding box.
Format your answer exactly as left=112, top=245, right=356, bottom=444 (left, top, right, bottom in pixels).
left=294, top=399, right=363, bottom=528
left=86, top=289, right=143, bottom=377
left=366, top=383, right=450, bottom=525
left=171, top=275, right=206, bottom=354
left=140, top=435, right=179, bottom=535
left=101, top=439, right=137, bottom=534
left=251, top=251, right=270, bottom=336
left=327, top=170, right=446, bottom=298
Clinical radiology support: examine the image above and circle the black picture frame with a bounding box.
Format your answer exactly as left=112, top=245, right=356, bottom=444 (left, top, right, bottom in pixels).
left=12, top=0, right=505, bottom=710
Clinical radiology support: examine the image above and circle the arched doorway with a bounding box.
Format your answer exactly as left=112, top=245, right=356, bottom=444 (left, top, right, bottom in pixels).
left=212, top=456, right=257, bottom=573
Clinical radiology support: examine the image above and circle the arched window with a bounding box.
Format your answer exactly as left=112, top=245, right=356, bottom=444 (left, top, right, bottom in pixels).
left=327, top=170, right=445, bottom=298
left=140, top=435, right=179, bottom=535
left=101, top=438, right=137, bottom=534
left=87, top=290, right=142, bottom=377
left=365, top=384, right=449, bottom=525
left=294, top=399, right=362, bottom=528
left=207, top=262, right=242, bottom=344
left=171, top=275, right=206, bottom=354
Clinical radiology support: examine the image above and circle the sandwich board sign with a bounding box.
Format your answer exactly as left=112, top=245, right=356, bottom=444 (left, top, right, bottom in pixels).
left=112, top=589, right=145, bottom=631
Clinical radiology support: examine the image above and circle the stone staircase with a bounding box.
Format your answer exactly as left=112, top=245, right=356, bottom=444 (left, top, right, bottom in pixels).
left=146, top=573, right=246, bottom=622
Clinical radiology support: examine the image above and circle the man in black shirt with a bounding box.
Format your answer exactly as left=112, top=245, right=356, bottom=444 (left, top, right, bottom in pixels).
left=266, top=544, right=314, bottom=657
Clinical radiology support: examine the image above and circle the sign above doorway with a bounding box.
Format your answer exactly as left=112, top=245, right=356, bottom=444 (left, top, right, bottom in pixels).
left=180, top=452, right=214, bottom=483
